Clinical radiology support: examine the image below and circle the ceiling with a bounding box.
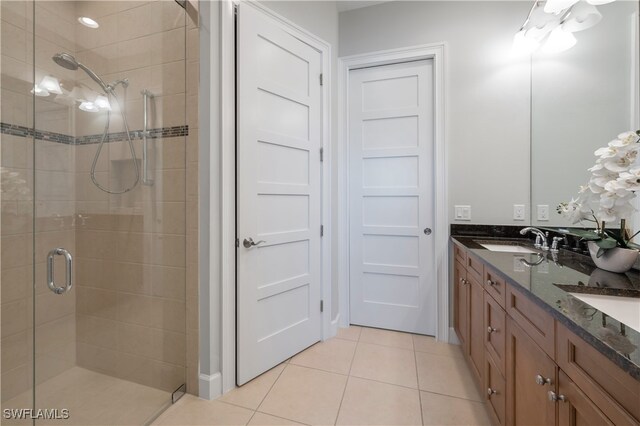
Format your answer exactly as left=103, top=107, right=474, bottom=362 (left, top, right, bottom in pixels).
left=336, top=1, right=394, bottom=13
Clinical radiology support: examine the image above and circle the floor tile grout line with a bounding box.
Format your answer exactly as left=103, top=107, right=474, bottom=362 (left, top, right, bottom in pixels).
left=418, top=388, right=486, bottom=404
left=253, top=362, right=288, bottom=414
left=333, top=331, right=360, bottom=426
left=254, top=409, right=313, bottom=426
left=413, top=345, right=425, bottom=426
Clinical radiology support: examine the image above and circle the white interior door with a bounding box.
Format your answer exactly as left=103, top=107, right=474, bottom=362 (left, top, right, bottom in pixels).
left=349, top=60, right=436, bottom=336
left=236, top=4, right=323, bottom=385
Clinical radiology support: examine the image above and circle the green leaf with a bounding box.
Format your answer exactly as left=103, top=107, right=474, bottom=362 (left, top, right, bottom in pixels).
left=563, top=228, right=601, bottom=240
left=595, top=238, right=617, bottom=250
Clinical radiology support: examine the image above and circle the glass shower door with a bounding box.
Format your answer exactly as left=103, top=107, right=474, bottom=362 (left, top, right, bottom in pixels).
left=1, top=1, right=188, bottom=424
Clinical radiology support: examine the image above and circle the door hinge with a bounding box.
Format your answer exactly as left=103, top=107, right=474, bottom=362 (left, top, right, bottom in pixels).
left=319, top=73, right=323, bottom=86
left=320, top=225, right=324, bottom=237
left=320, top=300, right=324, bottom=312
left=235, top=238, right=239, bottom=248
left=320, top=147, right=324, bottom=162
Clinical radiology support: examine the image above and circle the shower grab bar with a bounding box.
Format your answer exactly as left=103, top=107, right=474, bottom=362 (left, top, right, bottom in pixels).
left=141, top=89, right=154, bottom=186
left=47, top=248, right=73, bottom=295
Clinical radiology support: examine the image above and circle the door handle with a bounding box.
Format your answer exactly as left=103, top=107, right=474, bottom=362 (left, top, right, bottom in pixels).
left=243, top=238, right=266, bottom=248
left=47, top=247, right=73, bottom=295
left=423, top=228, right=432, bottom=235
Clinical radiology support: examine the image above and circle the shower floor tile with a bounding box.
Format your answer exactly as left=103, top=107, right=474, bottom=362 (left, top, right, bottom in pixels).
left=1, top=367, right=171, bottom=425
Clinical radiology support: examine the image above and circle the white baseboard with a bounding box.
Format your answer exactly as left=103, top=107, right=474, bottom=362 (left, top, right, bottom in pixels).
left=198, top=372, right=222, bottom=400
left=329, top=314, right=340, bottom=339
left=448, top=327, right=460, bottom=345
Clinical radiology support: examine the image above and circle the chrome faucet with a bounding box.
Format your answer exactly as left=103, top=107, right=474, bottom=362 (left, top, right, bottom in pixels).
left=520, top=227, right=549, bottom=251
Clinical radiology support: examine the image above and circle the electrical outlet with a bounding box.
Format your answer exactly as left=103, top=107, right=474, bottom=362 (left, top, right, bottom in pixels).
left=537, top=205, right=549, bottom=221
left=454, top=205, right=471, bottom=221
left=513, top=204, right=525, bottom=221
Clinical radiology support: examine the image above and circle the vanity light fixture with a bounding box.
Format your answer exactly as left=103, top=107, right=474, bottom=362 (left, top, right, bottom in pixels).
left=78, top=16, right=99, bottom=29
left=542, top=26, right=577, bottom=53
left=513, top=0, right=615, bottom=55
left=79, top=101, right=100, bottom=112
left=31, top=84, right=49, bottom=97
left=94, top=95, right=111, bottom=111
left=39, top=75, right=63, bottom=95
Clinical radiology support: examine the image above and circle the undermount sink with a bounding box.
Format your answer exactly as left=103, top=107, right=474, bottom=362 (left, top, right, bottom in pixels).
left=478, top=243, right=538, bottom=254
left=570, top=293, right=640, bottom=333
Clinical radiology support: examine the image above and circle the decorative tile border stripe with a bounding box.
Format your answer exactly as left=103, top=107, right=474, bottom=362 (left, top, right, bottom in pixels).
left=1, top=122, right=188, bottom=145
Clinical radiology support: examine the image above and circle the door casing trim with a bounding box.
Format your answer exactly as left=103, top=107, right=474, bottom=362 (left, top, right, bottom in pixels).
left=337, top=43, right=449, bottom=341
left=219, top=0, right=332, bottom=396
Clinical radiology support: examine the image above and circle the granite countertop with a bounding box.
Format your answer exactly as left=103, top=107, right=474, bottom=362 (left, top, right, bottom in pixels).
left=452, top=236, right=640, bottom=380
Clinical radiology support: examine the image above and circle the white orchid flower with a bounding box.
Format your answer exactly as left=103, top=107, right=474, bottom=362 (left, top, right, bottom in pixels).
left=614, top=131, right=640, bottom=146
left=617, top=168, right=640, bottom=192
left=595, top=146, right=618, bottom=158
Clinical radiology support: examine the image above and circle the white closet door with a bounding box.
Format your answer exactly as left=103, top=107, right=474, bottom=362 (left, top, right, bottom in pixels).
left=349, top=60, right=436, bottom=336
left=236, top=4, right=323, bottom=385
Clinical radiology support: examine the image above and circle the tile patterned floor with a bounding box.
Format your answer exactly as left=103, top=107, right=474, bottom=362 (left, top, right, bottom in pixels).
left=1, top=367, right=171, bottom=425
left=154, top=326, right=492, bottom=426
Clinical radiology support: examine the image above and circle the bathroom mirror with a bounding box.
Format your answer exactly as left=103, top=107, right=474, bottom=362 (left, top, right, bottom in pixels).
left=530, top=1, right=639, bottom=229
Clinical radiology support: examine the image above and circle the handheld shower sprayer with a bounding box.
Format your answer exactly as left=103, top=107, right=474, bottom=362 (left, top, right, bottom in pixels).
left=52, top=53, right=140, bottom=194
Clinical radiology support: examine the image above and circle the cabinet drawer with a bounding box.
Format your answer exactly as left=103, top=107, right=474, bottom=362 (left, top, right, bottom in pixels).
left=485, top=352, right=506, bottom=426
left=556, top=323, right=640, bottom=425
left=505, top=282, right=555, bottom=358
left=454, top=243, right=467, bottom=265
left=466, top=252, right=484, bottom=283
left=485, top=294, right=506, bottom=376
left=484, top=266, right=506, bottom=308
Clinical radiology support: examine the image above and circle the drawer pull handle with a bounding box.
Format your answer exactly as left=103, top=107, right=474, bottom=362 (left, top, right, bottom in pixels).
left=487, top=388, right=497, bottom=397
left=548, top=391, right=567, bottom=403
left=486, top=279, right=497, bottom=286
left=535, top=374, right=552, bottom=386
left=487, top=326, right=497, bottom=334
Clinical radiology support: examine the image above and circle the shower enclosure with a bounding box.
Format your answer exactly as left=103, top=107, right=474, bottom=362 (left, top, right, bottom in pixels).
left=1, top=1, right=189, bottom=424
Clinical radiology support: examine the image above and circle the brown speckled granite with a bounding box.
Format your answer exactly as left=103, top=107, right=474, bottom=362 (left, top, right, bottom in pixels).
left=451, top=236, right=640, bottom=381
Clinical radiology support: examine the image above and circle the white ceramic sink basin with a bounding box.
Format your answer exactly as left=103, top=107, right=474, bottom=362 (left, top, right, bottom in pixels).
left=570, top=293, right=640, bottom=333
left=479, top=243, right=537, bottom=254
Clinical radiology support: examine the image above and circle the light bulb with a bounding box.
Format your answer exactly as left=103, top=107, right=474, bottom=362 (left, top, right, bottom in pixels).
left=585, top=0, right=615, bottom=5
left=78, top=16, right=99, bottom=28
left=39, top=75, right=63, bottom=95
left=563, top=2, right=602, bottom=32
left=31, top=84, right=50, bottom=97
left=94, top=95, right=111, bottom=111
left=542, top=26, right=577, bottom=53
left=512, top=29, right=540, bottom=55
left=544, top=0, right=579, bottom=14
left=79, top=101, right=99, bottom=112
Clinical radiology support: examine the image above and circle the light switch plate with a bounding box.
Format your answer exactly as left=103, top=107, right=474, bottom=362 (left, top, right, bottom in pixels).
left=513, top=204, right=525, bottom=221
left=455, top=205, right=471, bottom=221
left=537, top=205, right=549, bottom=221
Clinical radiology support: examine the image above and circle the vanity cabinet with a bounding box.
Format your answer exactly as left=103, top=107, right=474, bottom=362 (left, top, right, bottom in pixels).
left=557, top=370, right=615, bottom=426
left=505, top=317, right=557, bottom=426
left=454, top=251, right=484, bottom=385
left=451, top=240, right=640, bottom=426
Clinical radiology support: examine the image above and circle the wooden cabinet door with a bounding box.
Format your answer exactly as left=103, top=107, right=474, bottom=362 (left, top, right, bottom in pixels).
left=485, top=352, right=506, bottom=425
left=468, top=273, right=484, bottom=384
left=453, top=260, right=469, bottom=350
left=557, top=371, right=615, bottom=426
left=506, top=318, right=557, bottom=426
left=485, top=293, right=506, bottom=375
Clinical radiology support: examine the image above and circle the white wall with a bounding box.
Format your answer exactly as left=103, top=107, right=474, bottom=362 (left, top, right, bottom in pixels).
left=339, top=1, right=533, bottom=225
left=259, top=1, right=342, bottom=319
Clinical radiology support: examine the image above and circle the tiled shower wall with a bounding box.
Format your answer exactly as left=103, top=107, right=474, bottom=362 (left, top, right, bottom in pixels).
left=1, top=0, right=200, bottom=401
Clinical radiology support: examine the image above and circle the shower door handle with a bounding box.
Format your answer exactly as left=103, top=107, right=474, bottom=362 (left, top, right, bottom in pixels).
left=47, top=248, right=73, bottom=295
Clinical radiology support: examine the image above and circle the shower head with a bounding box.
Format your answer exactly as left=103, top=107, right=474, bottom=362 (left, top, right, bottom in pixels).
left=52, top=52, right=110, bottom=93
left=52, top=53, right=78, bottom=70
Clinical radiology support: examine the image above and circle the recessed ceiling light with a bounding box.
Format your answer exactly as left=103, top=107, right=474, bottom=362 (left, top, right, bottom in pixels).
left=78, top=16, right=99, bottom=29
